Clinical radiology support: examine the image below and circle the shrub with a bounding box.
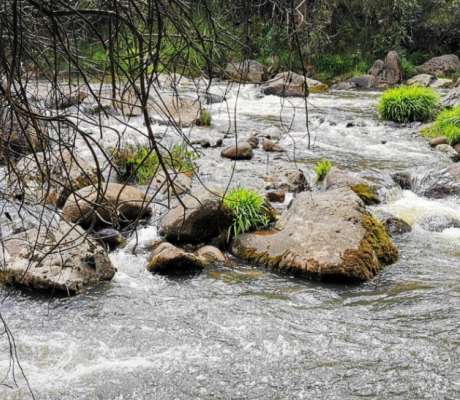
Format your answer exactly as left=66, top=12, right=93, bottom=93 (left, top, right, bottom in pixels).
left=377, top=85, right=441, bottom=123
left=314, top=158, right=332, bottom=182
left=423, top=106, right=460, bottom=145
left=223, top=185, right=269, bottom=240
left=109, top=143, right=198, bottom=184
left=401, top=59, right=419, bottom=79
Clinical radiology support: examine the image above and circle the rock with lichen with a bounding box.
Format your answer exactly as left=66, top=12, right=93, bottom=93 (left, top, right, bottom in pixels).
left=0, top=221, right=115, bottom=292
left=232, top=187, right=398, bottom=282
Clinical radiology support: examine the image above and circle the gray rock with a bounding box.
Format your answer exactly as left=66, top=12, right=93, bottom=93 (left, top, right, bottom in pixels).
left=147, top=242, right=205, bottom=275
left=224, top=60, right=267, bottom=84
left=345, top=75, right=375, bottom=89
left=221, top=142, right=254, bottom=160
left=232, top=187, right=398, bottom=282
left=161, top=185, right=233, bottom=244
left=268, top=166, right=310, bottom=192
left=434, top=144, right=460, bottom=161
left=369, top=51, right=402, bottom=85
left=0, top=221, right=115, bottom=292
left=152, top=169, right=192, bottom=196
left=391, top=172, right=412, bottom=190
left=417, top=54, right=460, bottom=76
left=62, top=183, right=152, bottom=227
left=382, top=216, right=412, bottom=236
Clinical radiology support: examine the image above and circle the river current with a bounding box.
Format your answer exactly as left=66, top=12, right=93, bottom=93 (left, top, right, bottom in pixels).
left=1, top=84, right=460, bottom=399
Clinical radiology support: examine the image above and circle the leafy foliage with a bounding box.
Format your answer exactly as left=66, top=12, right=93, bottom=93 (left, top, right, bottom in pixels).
left=423, top=107, right=460, bottom=145
left=223, top=185, right=269, bottom=240
left=109, top=143, right=198, bottom=184
left=314, top=158, right=332, bottom=182
left=377, top=86, right=440, bottom=123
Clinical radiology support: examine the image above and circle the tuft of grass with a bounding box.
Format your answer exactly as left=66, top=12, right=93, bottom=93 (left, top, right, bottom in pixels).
left=223, top=185, right=270, bottom=240
left=423, top=106, right=460, bottom=145
left=314, top=158, right=332, bottom=182
left=109, top=143, right=198, bottom=184
left=377, top=85, right=441, bottom=123
left=452, top=72, right=460, bottom=81
left=195, top=108, right=211, bottom=126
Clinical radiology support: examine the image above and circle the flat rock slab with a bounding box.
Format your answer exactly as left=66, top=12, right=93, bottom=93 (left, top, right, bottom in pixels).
left=0, top=222, right=115, bottom=292
left=232, top=187, right=398, bottom=282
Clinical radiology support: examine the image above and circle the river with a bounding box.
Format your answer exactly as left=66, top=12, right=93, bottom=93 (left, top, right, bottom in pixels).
left=1, top=83, right=460, bottom=399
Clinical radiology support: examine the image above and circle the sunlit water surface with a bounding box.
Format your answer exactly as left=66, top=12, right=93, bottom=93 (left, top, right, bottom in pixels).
left=1, top=87, right=460, bottom=400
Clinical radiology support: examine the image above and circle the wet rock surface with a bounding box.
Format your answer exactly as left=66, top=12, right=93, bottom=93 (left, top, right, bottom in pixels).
left=232, top=187, right=398, bottom=282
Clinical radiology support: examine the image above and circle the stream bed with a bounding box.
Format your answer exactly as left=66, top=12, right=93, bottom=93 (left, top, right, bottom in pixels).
left=1, top=86, right=460, bottom=399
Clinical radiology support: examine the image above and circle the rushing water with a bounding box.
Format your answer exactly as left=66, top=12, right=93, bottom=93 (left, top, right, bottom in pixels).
left=1, top=85, right=460, bottom=400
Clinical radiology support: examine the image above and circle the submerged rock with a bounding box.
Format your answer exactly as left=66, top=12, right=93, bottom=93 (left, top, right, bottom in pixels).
left=0, top=222, right=115, bottom=292
left=161, top=185, right=233, bottom=244
left=391, top=172, right=412, bottom=190
left=232, top=187, right=398, bottom=282
left=382, top=216, right=412, bottom=236
left=147, top=242, right=205, bottom=275
left=417, top=214, right=460, bottom=232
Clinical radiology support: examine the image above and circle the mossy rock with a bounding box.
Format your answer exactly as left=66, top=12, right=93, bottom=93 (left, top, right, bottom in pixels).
left=350, top=183, right=381, bottom=205
left=232, top=187, right=398, bottom=283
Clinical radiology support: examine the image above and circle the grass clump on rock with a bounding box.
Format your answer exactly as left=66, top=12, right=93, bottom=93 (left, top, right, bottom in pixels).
left=223, top=185, right=269, bottom=240
left=314, top=158, right=332, bottom=182
left=422, top=106, right=460, bottom=145
left=109, top=143, right=198, bottom=184
left=377, top=85, right=440, bottom=123
left=195, top=108, right=211, bottom=126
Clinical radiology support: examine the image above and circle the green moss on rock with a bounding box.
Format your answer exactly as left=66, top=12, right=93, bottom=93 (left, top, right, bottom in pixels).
left=350, top=184, right=381, bottom=205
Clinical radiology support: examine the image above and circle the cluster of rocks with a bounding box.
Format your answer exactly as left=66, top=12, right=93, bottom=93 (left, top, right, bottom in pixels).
left=332, top=52, right=460, bottom=91
left=224, top=60, right=329, bottom=96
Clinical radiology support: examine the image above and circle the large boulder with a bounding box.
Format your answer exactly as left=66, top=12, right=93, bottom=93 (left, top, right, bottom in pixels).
left=8, top=149, right=99, bottom=207
left=224, top=60, right=267, bottom=84
left=147, top=242, right=205, bottom=275
left=161, top=185, right=233, bottom=244
left=442, top=85, right=460, bottom=109
left=62, top=183, right=152, bottom=227
left=232, top=187, right=398, bottom=282
left=0, top=221, right=115, bottom=292
left=262, top=72, right=328, bottom=97
left=417, top=55, right=460, bottom=77
left=369, top=51, right=402, bottom=85
left=345, top=75, right=375, bottom=89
